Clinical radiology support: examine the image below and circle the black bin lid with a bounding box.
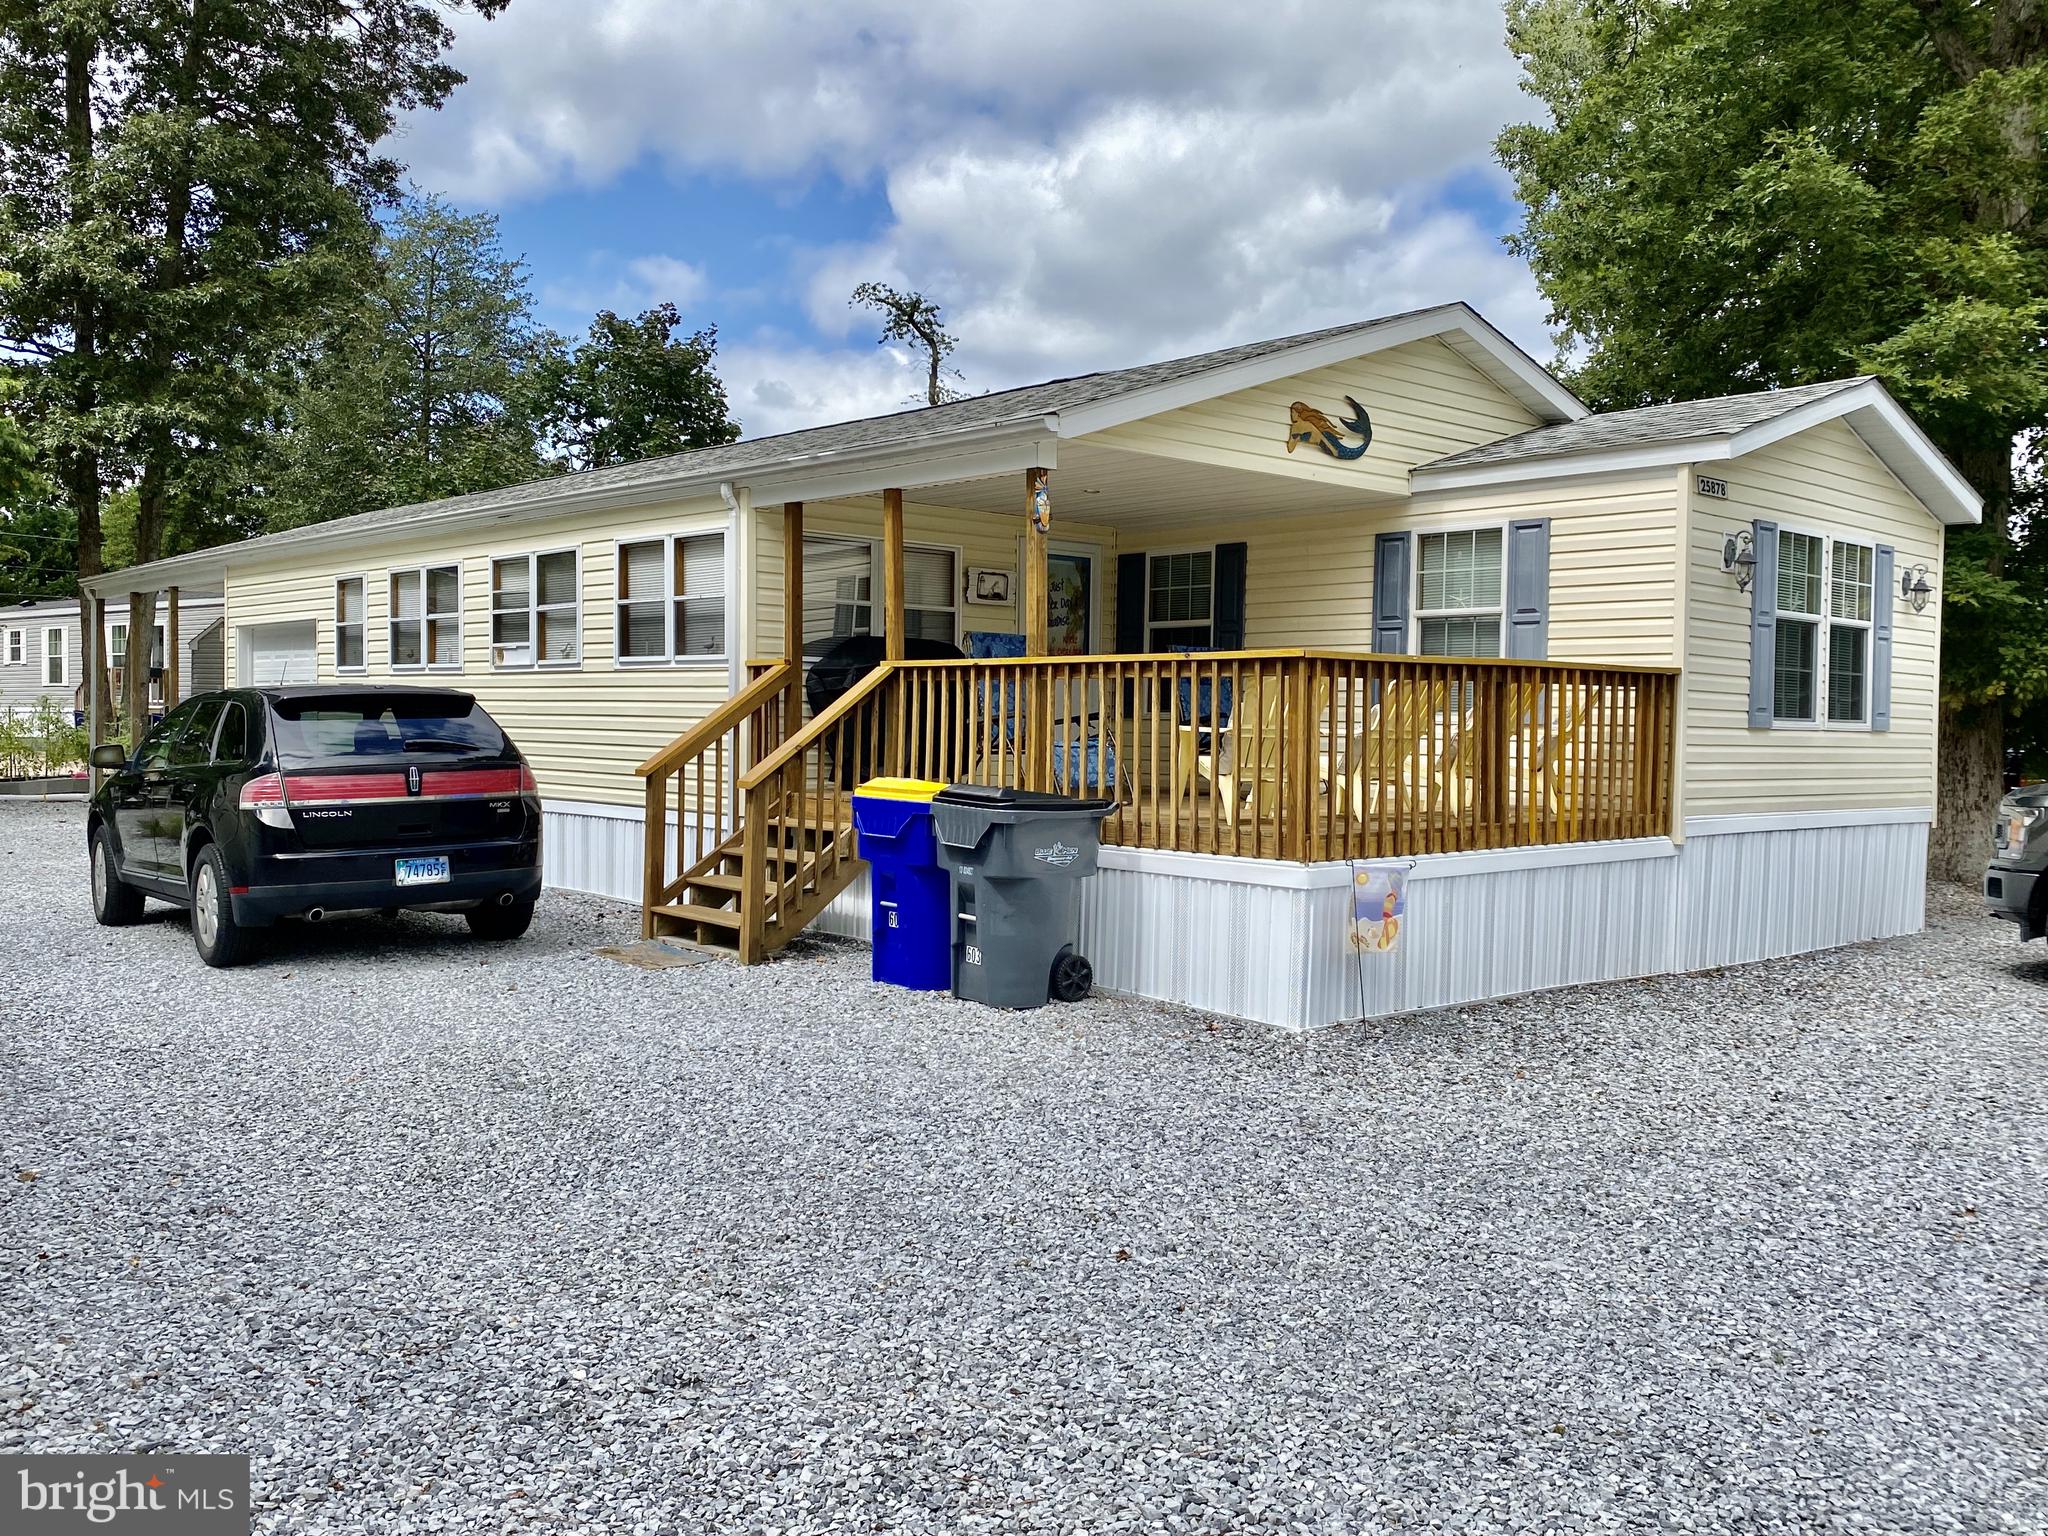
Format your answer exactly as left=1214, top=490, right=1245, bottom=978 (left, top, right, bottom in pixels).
left=936, top=783, right=1113, bottom=812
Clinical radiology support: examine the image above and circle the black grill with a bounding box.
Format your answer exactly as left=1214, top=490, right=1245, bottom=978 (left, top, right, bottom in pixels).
left=804, top=635, right=965, bottom=787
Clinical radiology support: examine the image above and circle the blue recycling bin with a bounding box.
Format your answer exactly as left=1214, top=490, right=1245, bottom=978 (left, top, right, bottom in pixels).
left=852, top=778, right=953, bottom=990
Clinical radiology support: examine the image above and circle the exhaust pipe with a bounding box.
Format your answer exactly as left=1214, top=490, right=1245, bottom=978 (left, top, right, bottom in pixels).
left=496, top=891, right=515, bottom=907
left=305, top=907, right=326, bottom=923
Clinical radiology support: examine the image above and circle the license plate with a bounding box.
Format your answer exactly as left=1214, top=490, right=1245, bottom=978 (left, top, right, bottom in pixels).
left=395, top=856, right=450, bottom=887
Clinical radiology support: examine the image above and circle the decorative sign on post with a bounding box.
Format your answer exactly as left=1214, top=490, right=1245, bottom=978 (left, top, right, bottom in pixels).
left=1286, top=396, right=1373, bottom=460
left=1349, top=861, right=1408, bottom=954
left=1695, top=473, right=1729, bottom=500
left=1029, top=467, right=1052, bottom=532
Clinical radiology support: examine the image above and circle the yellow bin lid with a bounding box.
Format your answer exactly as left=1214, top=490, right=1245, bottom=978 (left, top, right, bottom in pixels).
left=856, top=776, right=945, bottom=802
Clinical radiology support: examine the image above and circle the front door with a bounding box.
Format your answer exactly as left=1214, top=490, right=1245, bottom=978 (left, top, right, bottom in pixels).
left=1044, top=546, right=1098, bottom=656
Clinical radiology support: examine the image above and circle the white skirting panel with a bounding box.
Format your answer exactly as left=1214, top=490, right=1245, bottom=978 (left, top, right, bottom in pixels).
left=1671, top=817, right=1927, bottom=973
left=541, top=799, right=732, bottom=906
left=540, top=798, right=1931, bottom=1032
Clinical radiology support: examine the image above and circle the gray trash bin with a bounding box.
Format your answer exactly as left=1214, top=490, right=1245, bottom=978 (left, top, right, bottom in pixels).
left=932, top=784, right=1115, bottom=1009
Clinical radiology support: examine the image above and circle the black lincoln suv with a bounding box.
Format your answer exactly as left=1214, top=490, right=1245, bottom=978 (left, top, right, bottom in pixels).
left=88, top=686, right=543, bottom=967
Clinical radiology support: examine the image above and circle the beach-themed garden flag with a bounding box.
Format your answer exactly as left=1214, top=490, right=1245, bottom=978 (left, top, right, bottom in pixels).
left=1349, top=862, right=1408, bottom=954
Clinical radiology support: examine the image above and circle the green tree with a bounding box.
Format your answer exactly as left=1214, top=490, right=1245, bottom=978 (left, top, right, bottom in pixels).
left=0, top=365, right=72, bottom=601
left=0, top=498, right=77, bottom=601
left=851, top=281, right=963, bottom=407
left=265, top=193, right=556, bottom=526
left=0, top=0, right=506, bottom=743
left=537, top=304, right=740, bottom=473
left=1498, top=0, right=2048, bottom=879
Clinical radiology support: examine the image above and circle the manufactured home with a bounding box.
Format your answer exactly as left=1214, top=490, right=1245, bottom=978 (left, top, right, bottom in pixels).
left=81, top=303, right=1976, bottom=1029
left=1, top=594, right=224, bottom=722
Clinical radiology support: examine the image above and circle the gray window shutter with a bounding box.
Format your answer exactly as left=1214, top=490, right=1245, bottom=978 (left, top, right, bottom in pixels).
left=1505, top=517, right=1551, bottom=659
left=1372, top=532, right=1411, bottom=654
left=1747, top=519, right=1779, bottom=728
left=1871, top=543, right=1894, bottom=732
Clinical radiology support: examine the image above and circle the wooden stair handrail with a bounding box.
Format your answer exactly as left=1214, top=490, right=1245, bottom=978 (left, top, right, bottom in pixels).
left=738, top=661, right=897, bottom=790
left=635, top=662, right=794, bottom=779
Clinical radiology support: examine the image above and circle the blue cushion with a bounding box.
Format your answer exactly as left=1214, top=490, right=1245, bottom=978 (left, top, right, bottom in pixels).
left=967, top=631, right=1028, bottom=659
left=1052, top=738, right=1118, bottom=796
left=1169, top=647, right=1233, bottom=728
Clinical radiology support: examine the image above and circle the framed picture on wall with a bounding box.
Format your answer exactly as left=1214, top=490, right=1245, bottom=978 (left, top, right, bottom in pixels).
left=967, top=567, right=1014, bottom=605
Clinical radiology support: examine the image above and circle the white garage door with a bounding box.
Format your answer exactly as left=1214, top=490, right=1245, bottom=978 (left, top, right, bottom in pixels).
left=239, top=621, right=317, bottom=686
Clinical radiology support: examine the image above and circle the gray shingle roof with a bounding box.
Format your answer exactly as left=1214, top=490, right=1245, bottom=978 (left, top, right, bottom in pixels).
left=1419, top=376, right=1873, bottom=472
left=169, top=303, right=1472, bottom=573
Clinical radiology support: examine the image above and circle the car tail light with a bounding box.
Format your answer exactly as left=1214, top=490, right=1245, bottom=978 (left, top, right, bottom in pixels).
left=239, top=772, right=292, bottom=829
left=519, top=763, right=539, bottom=797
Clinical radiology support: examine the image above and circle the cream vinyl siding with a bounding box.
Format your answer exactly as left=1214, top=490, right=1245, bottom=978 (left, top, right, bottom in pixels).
left=749, top=495, right=1119, bottom=658
left=1684, top=420, right=1943, bottom=816
left=1087, top=336, right=1544, bottom=499
left=225, top=494, right=733, bottom=808
left=1119, top=469, right=1681, bottom=662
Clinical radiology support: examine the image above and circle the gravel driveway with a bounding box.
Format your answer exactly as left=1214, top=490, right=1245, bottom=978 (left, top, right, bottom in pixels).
left=3, top=798, right=2045, bottom=1534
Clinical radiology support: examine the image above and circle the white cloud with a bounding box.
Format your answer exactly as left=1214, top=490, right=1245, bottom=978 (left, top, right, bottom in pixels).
left=622, top=255, right=708, bottom=309
left=718, top=338, right=932, bottom=438
left=397, top=0, right=1550, bottom=436
left=536, top=253, right=711, bottom=327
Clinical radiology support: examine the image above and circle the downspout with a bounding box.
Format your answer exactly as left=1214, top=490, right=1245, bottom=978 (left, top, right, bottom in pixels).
left=719, top=481, right=749, bottom=696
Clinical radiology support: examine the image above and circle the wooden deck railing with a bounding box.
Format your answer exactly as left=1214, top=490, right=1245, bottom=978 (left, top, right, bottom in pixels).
left=638, top=647, right=1678, bottom=958
left=888, top=649, right=1677, bottom=861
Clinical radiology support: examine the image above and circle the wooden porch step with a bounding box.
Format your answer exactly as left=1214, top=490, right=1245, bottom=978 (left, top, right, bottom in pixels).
left=653, top=901, right=744, bottom=931
left=683, top=871, right=746, bottom=898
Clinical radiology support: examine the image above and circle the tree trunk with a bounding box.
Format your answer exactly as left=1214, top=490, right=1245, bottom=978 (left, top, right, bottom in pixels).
left=1930, top=438, right=2013, bottom=886
left=123, top=590, right=157, bottom=745
left=1932, top=705, right=2002, bottom=883
left=63, top=28, right=108, bottom=732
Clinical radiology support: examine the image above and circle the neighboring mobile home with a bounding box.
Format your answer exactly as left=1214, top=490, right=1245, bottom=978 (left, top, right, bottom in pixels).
left=0, top=594, right=224, bottom=722
left=82, top=303, right=1977, bottom=1028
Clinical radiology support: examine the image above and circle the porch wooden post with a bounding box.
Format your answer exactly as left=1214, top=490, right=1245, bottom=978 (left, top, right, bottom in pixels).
left=880, top=488, right=905, bottom=662
left=164, top=585, right=180, bottom=709
left=781, top=501, right=804, bottom=733
left=1022, top=469, right=1049, bottom=656
left=86, top=593, right=103, bottom=767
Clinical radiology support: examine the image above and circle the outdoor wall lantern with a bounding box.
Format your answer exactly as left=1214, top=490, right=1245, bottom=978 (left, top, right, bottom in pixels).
left=1901, top=563, right=1935, bottom=613
left=1722, top=529, right=1756, bottom=593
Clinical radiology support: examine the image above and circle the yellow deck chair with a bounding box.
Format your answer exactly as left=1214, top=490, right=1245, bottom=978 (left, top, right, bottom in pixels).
left=1333, top=677, right=1449, bottom=821
left=1210, top=673, right=1288, bottom=827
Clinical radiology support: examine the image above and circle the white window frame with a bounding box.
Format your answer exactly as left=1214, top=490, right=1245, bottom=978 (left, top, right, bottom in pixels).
left=1769, top=527, right=1825, bottom=728
left=334, top=574, right=368, bottom=675
left=1764, top=527, right=1876, bottom=733
left=1824, top=535, right=1874, bottom=731
left=1144, top=544, right=1218, bottom=651
left=613, top=532, right=727, bottom=667
left=490, top=547, right=583, bottom=671
left=3, top=628, right=20, bottom=666
left=801, top=534, right=964, bottom=653
left=389, top=563, right=464, bottom=673
left=42, top=625, right=66, bottom=687
left=1411, top=522, right=1509, bottom=659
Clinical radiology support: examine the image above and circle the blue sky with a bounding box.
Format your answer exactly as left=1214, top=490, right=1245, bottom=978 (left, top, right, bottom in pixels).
left=392, top=0, right=1551, bottom=438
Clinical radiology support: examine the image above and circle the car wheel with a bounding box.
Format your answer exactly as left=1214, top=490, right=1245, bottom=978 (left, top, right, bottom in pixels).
left=189, top=845, right=254, bottom=968
left=465, top=895, right=536, bottom=941
left=90, top=828, right=145, bottom=927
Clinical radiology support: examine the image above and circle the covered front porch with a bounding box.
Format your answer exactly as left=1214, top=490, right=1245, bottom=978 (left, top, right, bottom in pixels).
left=635, top=450, right=1679, bottom=961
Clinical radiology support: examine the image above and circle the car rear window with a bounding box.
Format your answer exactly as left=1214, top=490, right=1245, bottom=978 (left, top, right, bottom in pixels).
left=268, top=692, right=505, bottom=762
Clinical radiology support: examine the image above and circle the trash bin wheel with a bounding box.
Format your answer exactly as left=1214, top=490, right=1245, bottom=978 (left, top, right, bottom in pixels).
left=1050, top=945, right=1094, bottom=1004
